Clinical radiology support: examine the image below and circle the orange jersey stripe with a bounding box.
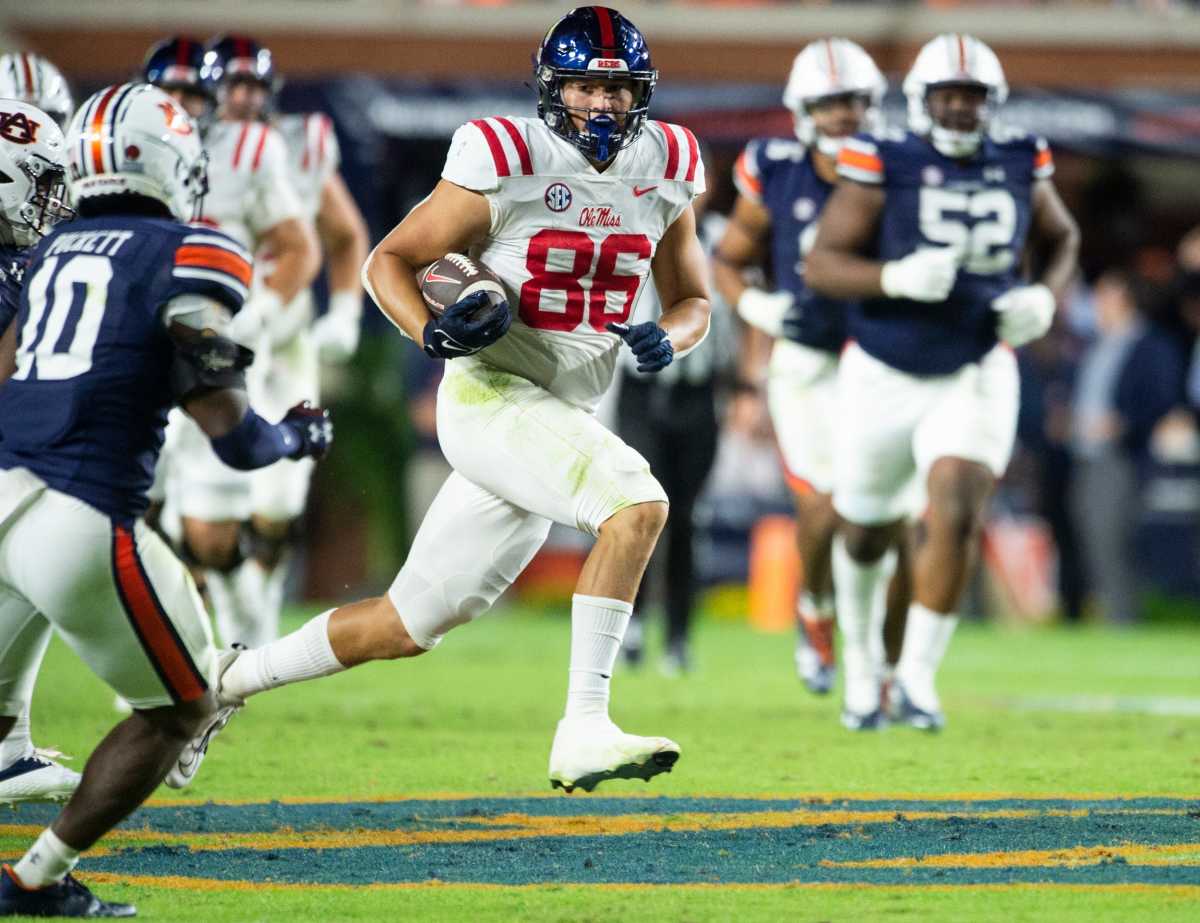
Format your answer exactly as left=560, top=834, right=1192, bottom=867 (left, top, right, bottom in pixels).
left=838, top=148, right=884, bottom=174
left=175, top=245, right=253, bottom=287
left=1034, top=148, right=1053, bottom=170
left=735, top=151, right=762, bottom=195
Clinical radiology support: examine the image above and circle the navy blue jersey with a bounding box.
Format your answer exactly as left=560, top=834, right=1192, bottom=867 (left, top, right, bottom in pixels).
left=0, top=245, right=27, bottom=336
left=838, top=127, right=1054, bottom=375
left=735, top=138, right=849, bottom=353
left=0, top=216, right=251, bottom=520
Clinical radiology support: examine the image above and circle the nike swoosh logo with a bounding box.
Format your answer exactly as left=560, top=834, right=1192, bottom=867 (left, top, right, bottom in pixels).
left=633, top=185, right=657, bottom=198
left=425, top=271, right=457, bottom=284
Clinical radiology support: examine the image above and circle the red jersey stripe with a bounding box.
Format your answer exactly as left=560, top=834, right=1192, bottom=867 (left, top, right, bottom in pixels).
left=494, top=117, right=532, bottom=176
left=112, top=526, right=207, bottom=704
left=251, top=124, right=270, bottom=171
left=470, top=119, right=510, bottom=178
left=317, top=115, right=329, bottom=169
left=657, top=121, right=679, bottom=179
left=20, top=54, right=34, bottom=98
left=175, top=244, right=253, bottom=286
left=231, top=122, right=251, bottom=169
left=681, top=126, right=700, bottom=182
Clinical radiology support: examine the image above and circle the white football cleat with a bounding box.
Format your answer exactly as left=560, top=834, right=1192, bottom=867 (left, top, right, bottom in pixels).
left=0, top=749, right=81, bottom=804
left=548, top=716, right=680, bottom=793
left=164, top=649, right=244, bottom=790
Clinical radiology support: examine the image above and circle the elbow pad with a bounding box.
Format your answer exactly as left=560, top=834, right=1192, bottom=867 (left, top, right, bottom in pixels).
left=170, top=333, right=255, bottom=403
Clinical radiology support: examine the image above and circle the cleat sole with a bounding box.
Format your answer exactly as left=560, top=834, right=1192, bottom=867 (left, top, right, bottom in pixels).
left=550, top=748, right=680, bottom=794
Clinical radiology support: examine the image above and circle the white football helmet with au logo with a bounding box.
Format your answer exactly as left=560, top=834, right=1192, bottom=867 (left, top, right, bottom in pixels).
left=903, top=33, right=1008, bottom=159
left=66, top=82, right=208, bottom=221
left=0, top=99, right=72, bottom=247
left=0, top=53, right=74, bottom=128
left=782, top=38, right=886, bottom=157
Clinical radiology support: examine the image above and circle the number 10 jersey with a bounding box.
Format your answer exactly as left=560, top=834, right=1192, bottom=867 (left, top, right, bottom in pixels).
left=441, top=116, right=705, bottom=411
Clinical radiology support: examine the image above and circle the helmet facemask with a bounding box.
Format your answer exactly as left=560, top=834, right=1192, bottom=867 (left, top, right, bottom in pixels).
left=12, top=154, right=74, bottom=245
left=795, top=90, right=874, bottom=159
left=536, top=66, right=655, bottom=163
left=920, top=81, right=995, bottom=159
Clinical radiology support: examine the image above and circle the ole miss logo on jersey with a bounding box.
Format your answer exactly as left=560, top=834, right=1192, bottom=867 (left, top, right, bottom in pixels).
left=0, top=110, right=40, bottom=144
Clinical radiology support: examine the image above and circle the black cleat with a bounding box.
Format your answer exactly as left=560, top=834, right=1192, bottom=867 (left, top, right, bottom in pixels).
left=0, top=865, right=136, bottom=917
left=840, top=707, right=887, bottom=732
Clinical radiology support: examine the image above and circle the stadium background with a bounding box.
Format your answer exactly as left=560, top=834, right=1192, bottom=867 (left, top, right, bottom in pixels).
left=1, top=2, right=1199, bottom=919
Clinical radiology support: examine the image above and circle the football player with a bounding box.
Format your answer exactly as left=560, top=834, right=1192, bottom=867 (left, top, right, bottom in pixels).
left=0, top=83, right=332, bottom=917
left=806, top=34, right=1079, bottom=730
left=0, top=53, right=74, bottom=128
left=714, top=38, right=887, bottom=698
left=143, top=35, right=321, bottom=650
left=0, top=101, right=79, bottom=805
left=247, top=83, right=370, bottom=649
left=168, top=6, right=710, bottom=795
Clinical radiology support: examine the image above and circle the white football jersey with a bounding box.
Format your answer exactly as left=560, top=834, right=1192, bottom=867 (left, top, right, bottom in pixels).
left=276, top=112, right=340, bottom=222
left=200, top=119, right=303, bottom=250
left=441, top=115, right=705, bottom=410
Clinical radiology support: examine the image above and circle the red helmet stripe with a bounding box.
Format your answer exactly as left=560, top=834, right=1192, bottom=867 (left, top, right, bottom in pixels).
left=656, top=121, right=679, bottom=180
left=89, top=84, right=121, bottom=174
left=681, top=126, right=699, bottom=183
left=593, top=7, right=616, bottom=52
left=494, top=117, right=532, bottom=176
left=235, top=36, right=252, bottom=60
left=20, top=53, right=35, bottom=99
left=231, top=121, right=252, bottom=168
left=957, top=34, right=968, bottom=74
left=470, top=118, right=510, bottom=178
left=824, top=39, right=839, bottom=84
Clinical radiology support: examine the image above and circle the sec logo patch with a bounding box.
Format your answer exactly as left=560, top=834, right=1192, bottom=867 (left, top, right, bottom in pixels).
left=545, top=182, right=572, bottom=212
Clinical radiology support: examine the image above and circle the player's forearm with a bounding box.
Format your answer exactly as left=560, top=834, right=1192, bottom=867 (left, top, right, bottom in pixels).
left=805, top=248, right=885, bottom=300
left=262, top=225, right=321, bottom=304
left=1038, top=222, right=1080, bottom=303
left=362, top=247, right=431, bottom=342
left=711, top=253, right=751, bottom=305
left=659, top=297, right=711, bottom=355
left=322, top=219, right=369, bottom=298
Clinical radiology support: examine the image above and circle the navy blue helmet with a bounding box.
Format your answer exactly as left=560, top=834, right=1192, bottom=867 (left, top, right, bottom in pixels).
left=143, top=36, right=213, bottom=99
left=201, top=34, right=277, bottom=92
left=534, top=6, right=657, bottom=162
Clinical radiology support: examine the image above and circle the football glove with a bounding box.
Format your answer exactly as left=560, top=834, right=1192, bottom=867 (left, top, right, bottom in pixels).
left=736, top=288, right=792, bottom=338
left=312, top=292, right=362, bottom=363
left=422, top=290, right=511, bottom=360
left=280, top=401, right=334, bottom=461
left=880, top=247, right=959, bottom=303
left=991, top=283, right=1056, bottom=348
left=607, top=321, right=674, bottom=373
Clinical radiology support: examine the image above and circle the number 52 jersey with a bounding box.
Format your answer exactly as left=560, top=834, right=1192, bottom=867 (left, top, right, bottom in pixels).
left=441, top=116, right=705, bottom=411
left=838, top=127, right=1054, bottom=376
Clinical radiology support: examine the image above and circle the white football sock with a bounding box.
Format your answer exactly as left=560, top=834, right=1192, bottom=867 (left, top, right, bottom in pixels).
left=896, top=602, right=959, bottom=713
left=832, top=536, right=896, bottom=714
left=206, top=569, right=245, bottom=648
left=12, top=828, right=78, bottom=888
left=0, top=708, right=34, bottom=767
left=221, top=609, right=345, bottom=701
left=563, top=594, right=631, bottom=721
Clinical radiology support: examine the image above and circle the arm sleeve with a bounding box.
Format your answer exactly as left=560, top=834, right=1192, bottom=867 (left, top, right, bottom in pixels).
left=209, top=408, right=300, bottom=471
left=248, top=127, right=304, bottom=238
left=837, top=135, right=885, bottom=185
left=441, top=122, right=502, bottom=193
left=167, top=230, right=252, bottom=313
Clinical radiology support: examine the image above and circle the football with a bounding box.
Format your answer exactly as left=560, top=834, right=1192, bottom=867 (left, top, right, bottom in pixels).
left=418, top=253, right=507, bottom=317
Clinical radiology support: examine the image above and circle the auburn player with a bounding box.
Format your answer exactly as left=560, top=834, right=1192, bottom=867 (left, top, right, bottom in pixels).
left=0, top=52, right=74, bottom=128
left=0, top=101, right=79, bottom=805
left=807, top=35, right=1079, bottom=730
left=143, top=35, right=321, bottom=652
left=714, top=38, right=887, bottom=699
left=0, top=84, right=331, bottom=917
left=168, top=6, right=710, bottom=795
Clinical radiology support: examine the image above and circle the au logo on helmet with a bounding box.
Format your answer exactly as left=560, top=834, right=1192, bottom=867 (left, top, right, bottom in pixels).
left=0, top=110, right=40, bottom=145
left=156, top=100, right=194, bottom=136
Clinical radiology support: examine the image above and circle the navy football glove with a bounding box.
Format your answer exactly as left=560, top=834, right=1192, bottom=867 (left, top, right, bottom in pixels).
left=606, top=321, right=674, bottom=373
left=423, top=290, right=511, bottom=360
left=280, top=401, right=334, bottom=461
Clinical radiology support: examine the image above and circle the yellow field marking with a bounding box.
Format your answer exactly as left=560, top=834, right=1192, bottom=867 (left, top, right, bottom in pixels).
left=71, top=873, right=1200, bottom=898
left=824, top=842, right=1200, bottom=870
left=0, top=806, right=1187, bottom=857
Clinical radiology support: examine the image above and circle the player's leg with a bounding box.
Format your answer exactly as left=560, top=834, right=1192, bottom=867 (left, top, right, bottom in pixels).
left=894, top=346, right=1020, bottom=730
left=0, top=486, right=217, bottom=917
left=831, top=343, right=926, bottom=729
left=766, top=341, right=841, bottom=693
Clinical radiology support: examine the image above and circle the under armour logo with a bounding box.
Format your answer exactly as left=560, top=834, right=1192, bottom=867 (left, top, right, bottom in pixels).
left=199, top=348, right=234, bottom=373
left=0, top=110, right=40, bottom=144
left=308, top=421, right=333, bottom=444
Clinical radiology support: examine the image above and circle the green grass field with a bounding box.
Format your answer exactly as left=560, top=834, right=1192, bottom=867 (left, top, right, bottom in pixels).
left=2, top=606, right=1198, bottom=920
